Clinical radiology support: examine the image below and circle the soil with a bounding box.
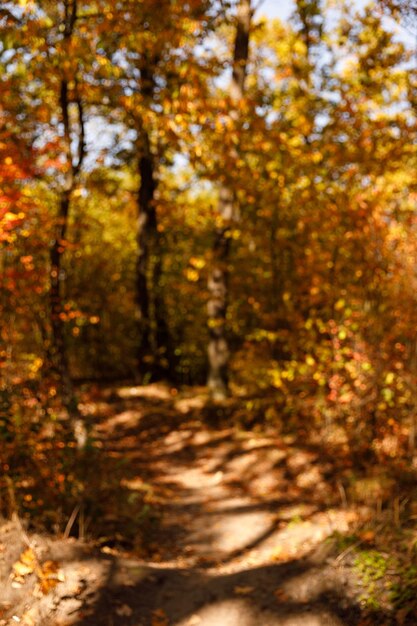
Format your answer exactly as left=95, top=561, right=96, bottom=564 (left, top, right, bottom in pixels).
left=0, top=384, right=373, bottom=626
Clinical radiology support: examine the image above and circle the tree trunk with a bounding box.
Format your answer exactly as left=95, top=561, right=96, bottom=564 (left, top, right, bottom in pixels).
left=135, top=63, right=174, bottom=381
left=49, top=1, right=85, bottom=372
left=49, top=187, right=70, bottom=379
left=207, top=0, right=251, bottom=400
left=136, top=127, right=157, bottom=378
left=47, top=0, right=87, bottom=446
left=154, top=245, right=177, bottom=377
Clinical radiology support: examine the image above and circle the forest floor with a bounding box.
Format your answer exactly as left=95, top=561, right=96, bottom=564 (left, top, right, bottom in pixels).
left=0, top=384, right=413, bottom=625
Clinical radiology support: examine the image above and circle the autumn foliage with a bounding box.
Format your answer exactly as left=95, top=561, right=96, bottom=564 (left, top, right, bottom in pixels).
left=1, top=0, right=417, bottom=530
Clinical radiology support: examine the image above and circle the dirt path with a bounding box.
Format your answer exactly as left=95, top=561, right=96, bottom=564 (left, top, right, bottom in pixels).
left=1, top=385, right=365, bottom=625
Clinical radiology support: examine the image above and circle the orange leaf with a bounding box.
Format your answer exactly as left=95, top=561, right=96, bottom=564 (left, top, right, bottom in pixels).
left=234, top=585, right=255, bottom=595
left=274, top=588, right=289, bottom=602
left=152, top=608, right=169, bottom=626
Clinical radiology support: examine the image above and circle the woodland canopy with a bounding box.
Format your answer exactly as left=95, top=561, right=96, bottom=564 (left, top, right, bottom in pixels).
left=2, top=0, right=417, bottom=622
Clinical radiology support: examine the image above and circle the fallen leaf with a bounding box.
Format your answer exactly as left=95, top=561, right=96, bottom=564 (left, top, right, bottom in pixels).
left=20, top=549, right=36, bottom=566
left=101, top=546, right=118, bottom=556
left=13, top=562, right=33, bottom=577
left=12, top=548, right=36, bottom=578
left=56, top=569, right=65, bottom=582
left=40, top=560, right=58, bottom=575
left=153, top=609, right=167, bottom=617
left=274, top=588, right=289, bottom=602
left=33, top=559, right=64, bottom=595
left=213, top=471, right=223, bottom=484
left=233, top=585, right=255, bottom=595
left=37, top=577, right=59, bottom=595
left=152, top=608, right=169, bottom=626
left=116, top=604, right=133, bottom=617
left=271, top=545, right=290, bottom=561
left=359, top=530, right=375, bottom=543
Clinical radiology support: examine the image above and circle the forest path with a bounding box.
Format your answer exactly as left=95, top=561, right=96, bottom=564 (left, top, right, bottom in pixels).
left=1, top=384, right=364, bottom=625
left=70, top=383, right=361, bottom=626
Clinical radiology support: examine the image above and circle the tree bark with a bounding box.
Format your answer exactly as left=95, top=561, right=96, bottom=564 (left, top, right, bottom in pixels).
left=207, top=0, right=251, bottom=400
left=135, top=63, right=175, bottom=381
left=49, top=0, right=84, bottom=375
left=136, top=126, right=156, bottom=376
left=49, top=186, right=70, bottom=377
left=48, top=0, right=86, bottom=446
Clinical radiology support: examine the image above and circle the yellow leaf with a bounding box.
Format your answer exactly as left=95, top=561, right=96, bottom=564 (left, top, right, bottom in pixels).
left=185, top=268, right=199, bottom=282
left=13, top=548, right=36, bottom=578
left=13, top=562, right=34, bottom=576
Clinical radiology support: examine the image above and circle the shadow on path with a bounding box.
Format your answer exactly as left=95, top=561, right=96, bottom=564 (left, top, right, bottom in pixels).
left=73, top=554, right=362, bottom=626
left=58, top=383, right=389, bottom=626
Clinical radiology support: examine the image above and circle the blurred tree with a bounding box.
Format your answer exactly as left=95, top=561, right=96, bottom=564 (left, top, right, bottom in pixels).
left=207, top=0, right=252, bottom=400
